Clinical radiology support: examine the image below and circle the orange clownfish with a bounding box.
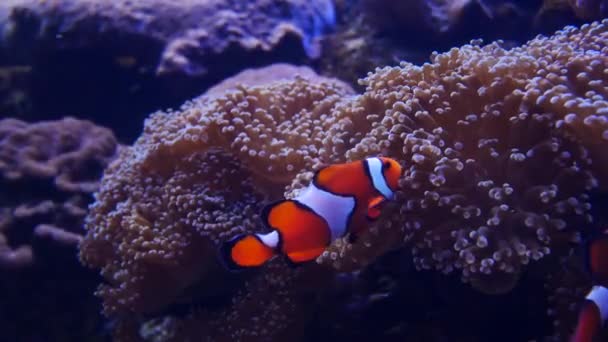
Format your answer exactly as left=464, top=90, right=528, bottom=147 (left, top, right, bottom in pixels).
left=220, top=157, right=403, bottom=270
left=572, top=229, right=608, bottom=342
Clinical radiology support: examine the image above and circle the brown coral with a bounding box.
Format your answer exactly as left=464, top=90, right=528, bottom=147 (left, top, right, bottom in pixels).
left=79, top=64, right=353, bottom=339
left=544, top=253, right=592, bottom=341
left=0, top=117, right=119, bottom=341
left=0, top=117, right=119, bottom=268
left=82, top=20, right=608, bottom=341
left=0, top=0, right=335, bottom=76
left=361, top=0, right=480, bottom=37
left=0, top=0, right=336, bottom=141
left=567, top=0, right=608, bottom=20
left=317, top=20, right=608, bottom=294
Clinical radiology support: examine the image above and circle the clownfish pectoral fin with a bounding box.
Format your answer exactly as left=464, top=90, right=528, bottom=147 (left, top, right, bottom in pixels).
left=220, top=233, right=276, bottom=271
left=366, top=195, right=387, bottom=221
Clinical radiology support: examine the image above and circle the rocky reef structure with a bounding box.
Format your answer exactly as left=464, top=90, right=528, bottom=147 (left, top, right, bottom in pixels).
left=321, top=0, right=608, bottom=87
left=0, top=65, right=31, bottom=117
left=0, top=0, right=336, bottom=140
left=0, top=117, right=119, bottom=268
left=81, top=19, right=608, bottom=341
left=558, top=0, right=608, bottom=20
left=0, top=0, right=334, bottom=75
left=0, top=117, right=119, bottom=341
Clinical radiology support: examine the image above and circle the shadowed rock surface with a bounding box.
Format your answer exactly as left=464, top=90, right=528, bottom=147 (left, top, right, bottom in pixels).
left=0, top=0, right=336, bottom=141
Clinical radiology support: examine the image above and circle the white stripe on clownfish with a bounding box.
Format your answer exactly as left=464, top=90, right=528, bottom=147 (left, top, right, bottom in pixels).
left=366, top=157, right=394, bottom=200
left=295, top=182, right=356, bottom=241
left=256, top=230, right=279, bottom=249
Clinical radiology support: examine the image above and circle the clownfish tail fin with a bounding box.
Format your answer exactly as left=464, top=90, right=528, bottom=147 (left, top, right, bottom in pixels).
left=219, top=232, right=278, bottom=271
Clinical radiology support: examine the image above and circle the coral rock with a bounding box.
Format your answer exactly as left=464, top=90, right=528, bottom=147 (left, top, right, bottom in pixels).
left=0, top=117, right=119, bottom=341
left=0, top=117, right=119, bottom=269
left=0, top=0, right=335, bottom=76
left=0, top=0, right=336, bottom=141
left=567, top=0, right=608, bottom=19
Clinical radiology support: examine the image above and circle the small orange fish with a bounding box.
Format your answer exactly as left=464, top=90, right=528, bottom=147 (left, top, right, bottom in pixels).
left=220, top=157, right=402, bottom=269
left=572, top=229, right=608, bottom=342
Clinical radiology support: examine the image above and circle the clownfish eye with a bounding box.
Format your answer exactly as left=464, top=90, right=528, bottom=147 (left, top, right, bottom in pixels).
left=383, top=161, right=391, bottom=169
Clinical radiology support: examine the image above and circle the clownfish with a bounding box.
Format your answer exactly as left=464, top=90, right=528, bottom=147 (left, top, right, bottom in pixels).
left=572, top=229, right=608, bottom=342
left=220, top=157, right=402, bottom=270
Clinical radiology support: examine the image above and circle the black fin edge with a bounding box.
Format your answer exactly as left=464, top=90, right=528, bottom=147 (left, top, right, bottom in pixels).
left=218, top=234, right=249, bottom=272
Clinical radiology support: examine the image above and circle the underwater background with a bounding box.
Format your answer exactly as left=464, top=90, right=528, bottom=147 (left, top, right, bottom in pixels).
left=1, top=0, right=608, bottom=341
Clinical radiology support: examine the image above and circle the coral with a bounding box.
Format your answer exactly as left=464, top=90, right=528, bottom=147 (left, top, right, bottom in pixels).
left=205, top=63, right=341, bottom=96
left=0, top=117, right=119, bottom=269
left=79, top=64, right=352, bottom=340
left=361, top=0, right=480, bottom=37
left=320, top=0, right=601, bottom=90
left=0, top=117, right=119, bottom=341
left=316, top=20, right=608, bottom=294
left=568, top=0, right=608, bottom=19
left=0, top=0, right=335, bottom=141
left=310, top=249, right=550, bottom=341
left=0, top=65, right=31, bottom=117
left=544, top=253, right=593, bottom=341
left=134, top=262, right=331, bottom=342
left=82, top=20, right=608, bottom=339
left=318, top=0, right=431, bottom=89
left=358, top=0, right=578, bottom=43
left=0, top=0, right=335, bottom=75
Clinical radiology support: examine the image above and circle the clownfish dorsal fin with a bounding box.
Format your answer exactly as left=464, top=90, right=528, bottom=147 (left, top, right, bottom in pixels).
left=313, top=163, right=341, bottom=187
left=260, top=199, right=299, bottom=232
left=312, top=162, right=360, bottom=194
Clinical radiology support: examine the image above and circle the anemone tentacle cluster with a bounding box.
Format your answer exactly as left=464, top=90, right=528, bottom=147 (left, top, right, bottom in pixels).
left=81, top=20, right=608, bottom=340
left=79, top=64, right=353, bottom=339
left=317, top=20, right=608, bottom=292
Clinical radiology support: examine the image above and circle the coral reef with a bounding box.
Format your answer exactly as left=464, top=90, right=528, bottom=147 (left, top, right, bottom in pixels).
left=0, top=117, right=119, bottom=341
left=318, top=20, right=608, bottom=294
left=0, top=117, right=119, bottom=268
left=566, top=0, right=608, bottom=20
left=319, top=0, right=607, bottom=87
left=0, top=65, right=31, bottom=117
left=309, top=249, right=551, bottom=341
left=361, top=0, right=485, bottom=37
left=81, top=19, right=608, bottom=340
left=544, top=253, right=593, bottom=341
left=79, top=64, right=352, bottom=340
left=0, top=0, right=335, bottom=141
left=318, top=0, right=432, bottom=88
left=0, top=0, right=334, bottom=75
